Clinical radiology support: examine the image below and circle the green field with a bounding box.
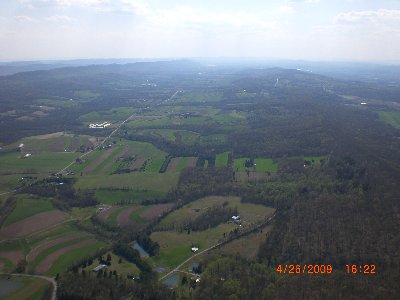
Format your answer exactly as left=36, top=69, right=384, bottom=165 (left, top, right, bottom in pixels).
left=176, top=130, right=200, bottom=145
left=234, top=157, right=278, bottom=173
left=106, top=207, right=126, bottom=226
left=4, top=194, right=54, bottom=226
left=2, top=133, right=93, bottom=154
left=0, top=239, right=29, bottom=254
left=0, top=151, right=79, bottom=174
left=74, top=90, right=100, bottom=101
left=174, top=92, right=223, bottom=103
left=82, top=252, right=140, bottom=277
left=47, top=240, right=106, bottom=275
left=34, top=97, right=77, bottom=108
left=92, top=147, right=126, bottom=174
left=29, top=236, right=92, bottom=271
left=0, top=275, right=51, bottom=300
left=152, top=196, right=275, bottom=269
left=74, top=172, right=179, bottom=192
left=95, top=189, right=164, bottom=205
left=199, top=134, right=227, bottom=145
left=27, top=224, right=80, bottom=248
left=79, top=107, right=137, bottom=122
left=303, top=156, right=326, bottom=167
left=147, top=129, right=176, bottom=142
left=215, top=152, right=230, bottom=168
left=72, top=140, right=167, bottom=175
left=254, top=158, right=278, bottom=173
left=129, top=206, right=151, bottom=224
left=378, top=111, right=400, bottom=129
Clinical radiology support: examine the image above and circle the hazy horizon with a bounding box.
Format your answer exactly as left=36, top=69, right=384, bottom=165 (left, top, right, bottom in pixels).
left=1, top=0, right=400, bottom=62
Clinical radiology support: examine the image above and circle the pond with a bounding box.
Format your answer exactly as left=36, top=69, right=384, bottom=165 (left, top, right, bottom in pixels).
left=130, top=241, right=150, bottom=258
left=154, top=266, right=166, bottom=273
left=162, top=273, right=179, bottom=288
left=0, top=279, right=22, bottom=298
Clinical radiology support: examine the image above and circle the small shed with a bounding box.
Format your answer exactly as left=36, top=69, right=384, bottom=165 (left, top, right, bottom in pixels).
left=92, top=264, right=107, bottom=272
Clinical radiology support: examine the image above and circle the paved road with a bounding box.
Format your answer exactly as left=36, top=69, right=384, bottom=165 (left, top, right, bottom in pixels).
left=57, top=112, right=136, bottom=175
left=159, top=241, right=223, bottom=281
left=0, top=272, right=57, bottom=300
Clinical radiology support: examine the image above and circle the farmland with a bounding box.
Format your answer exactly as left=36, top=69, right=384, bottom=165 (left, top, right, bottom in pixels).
left=166, top=157, right=198, bottom=172
left=215, top=152, right=230, bottom=168
left=233, top=157, right=278, bottom=173
left=0, top=59, right=399, bottom=299
left=95, top=189, right=165, bottom=205
left=99, top=204, right=174, bottom=227
left=3, top=194, right=54, bottom=226
left=378, top=111, right=400, bottom=129
left=0, top=275, right=51, bottom=300
left=0, top=219, right=105, bottom=277
left=151, top=196, right=275, bottom=270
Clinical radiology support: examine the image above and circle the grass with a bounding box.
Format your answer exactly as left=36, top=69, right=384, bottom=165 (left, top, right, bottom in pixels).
left=74, top=140, right=167, bottom=174
left=152, top=196, right=275, bottom=269
left=215, top=152, right=230, bottom=168
left=0, top=275, right=51, bottom=300
left=0, top=151, right=79, bottom=174
left=145, top=157, right=166, bottom=172
left=303, top=156, right=326, bottom=167
left=74, top=90, right=100, bottom=101
left=378, top=111, right=400, bottom=129
left=174, top=92, right=223, bottom=103
left=199, top=134, right=227, bottom=145
left=234, top=157, right=278, bottom=173
left=79, top=107, right=137, bottom=122
left=254, top=158, right=278, bottom=173
left=95, top=189, right=164, bottom=205
left=74, top=172, right=179, bottom=192
left=0, top=240, right=25, bottom=252
left=30, top=236, right=91, bottom=271
left=92, top=147, right=125, bottom=174
left=106, top=207, right=126, bottom=226
left=177, top=157, right=189, bottom=171
left=0, top=257, right=14, bottom=272
left=150, top=129, right=176, bottom=142
left=178, top=131, right=200, bottom=145
left=27, top=224, right=80, bottom=248
left=72, top=150, right=103, bottom=174
left=83, top=252, right=140, bottom=277
left=4, top=194, right=54, bottom=226
left=34, top=97, right=77, bottom=108
left=47, top=240, right=106, bottom=275
left=70, top=207, right=97, bottom=220
left=129, top=206, right=151, bottom=224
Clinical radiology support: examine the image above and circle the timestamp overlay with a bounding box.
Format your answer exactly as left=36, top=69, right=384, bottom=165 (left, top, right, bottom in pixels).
left=275, top=264, right=377, bottom=275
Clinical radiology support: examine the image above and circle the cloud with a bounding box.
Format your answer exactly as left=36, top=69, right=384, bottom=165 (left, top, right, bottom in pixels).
left=278, top=5, right=295, bottom=14
left=45, top=15, right=72, bottom=22
left=335, top=9, right=400, bottom=23
left=14, top=15, right=35, bottom=22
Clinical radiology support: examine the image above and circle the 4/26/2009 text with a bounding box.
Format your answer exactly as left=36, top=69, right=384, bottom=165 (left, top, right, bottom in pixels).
left=276, top=264, right=333, bottom=274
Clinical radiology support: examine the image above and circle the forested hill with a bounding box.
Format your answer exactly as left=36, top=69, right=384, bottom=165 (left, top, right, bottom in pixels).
left=1, top=60, right=399, bottom=145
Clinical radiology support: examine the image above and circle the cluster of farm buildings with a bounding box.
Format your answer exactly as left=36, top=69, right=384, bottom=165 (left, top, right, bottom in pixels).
left=89, top=122, right=111, bottom=129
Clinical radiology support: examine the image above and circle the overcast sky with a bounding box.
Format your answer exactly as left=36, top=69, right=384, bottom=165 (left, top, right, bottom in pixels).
left=0, top=0, right=399, bottom=62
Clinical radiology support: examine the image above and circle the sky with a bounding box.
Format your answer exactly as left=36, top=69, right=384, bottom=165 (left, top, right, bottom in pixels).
left=0, top=0, right=400, bottom=62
